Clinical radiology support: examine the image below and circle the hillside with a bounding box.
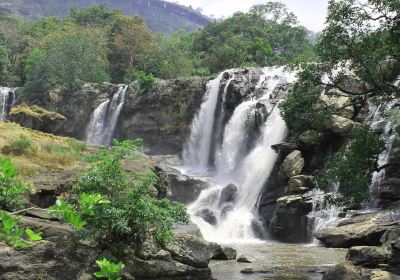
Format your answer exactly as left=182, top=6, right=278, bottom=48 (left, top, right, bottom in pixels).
left=0, top=0, right=210, bottom=33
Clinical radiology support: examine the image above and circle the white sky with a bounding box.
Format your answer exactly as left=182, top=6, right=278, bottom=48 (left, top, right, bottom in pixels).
left=169, top=0, right=329, bottom=32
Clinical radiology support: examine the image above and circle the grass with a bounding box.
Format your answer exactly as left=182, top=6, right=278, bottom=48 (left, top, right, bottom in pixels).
left=0, top=122, right=88, bottom=176
left=9, top=103, right=66, bottom=121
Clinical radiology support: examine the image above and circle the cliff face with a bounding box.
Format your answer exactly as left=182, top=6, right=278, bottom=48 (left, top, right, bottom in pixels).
left=46, top=77, right=208, bottom=154
left=0, top=0, right=210, bottom=34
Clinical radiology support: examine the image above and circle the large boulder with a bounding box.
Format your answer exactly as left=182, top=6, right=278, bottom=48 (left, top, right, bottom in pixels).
left=269, top=194, right=313, bottom=242
left=346, top=246, right=391, bottom=266
left=218, top=183, right=238, bottom=206
left=212, top=246, right=237, bottom=260
left=164, top=233, right=220, bottom=269
left=338, top=75, right=373, bottom=94
left=0, top=216, right=101, bottom=280
left=195, top=208, right=217, bottom=225
left=326, top=115, right=355, bottom=134
left=378, top=58, right=400, bottom=82
left=279, top=150, right=305, bottom=178
left=320, top=94, right=355, bottom=119
left=285, top=175, right=315, bottom=194
left=322, top=262, right=362, bottom=280
left=369, top=270, right=400, bottom=280
left=315, top=212, right=400, bottom=248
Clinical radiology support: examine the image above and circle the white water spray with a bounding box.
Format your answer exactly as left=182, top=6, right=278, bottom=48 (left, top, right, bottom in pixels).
left=0, top=87, right=16, bottom=121
left=86, top=85, right=128, bottom=145
left=185, top=67, right=296, bottom=243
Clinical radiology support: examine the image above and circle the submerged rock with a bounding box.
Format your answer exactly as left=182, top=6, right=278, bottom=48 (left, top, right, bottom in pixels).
left=322, top=262, right=362, bottom=280
left=237, top=255, right=253, bottom=263
left=346, top=246, right=391, bottom=266
left=212, top=246, right=237, bottom=260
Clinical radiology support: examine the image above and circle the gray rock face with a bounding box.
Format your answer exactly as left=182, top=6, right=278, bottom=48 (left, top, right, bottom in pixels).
left=212, top=246, right=237, bottom=260
left=165, top=233, right=220, bottom=269
left=320, top=94, right=355, bottom=119
left=326, top=115, right=355, bottom=134
left=269, top=194, right=313, bottom=242
left=0, top=216, right=101, bottom=280
left=338, top=75, right=373, bottom=94
left=279, top=150, right=305, bottom=178
left=219, top=183, right=238, bottom=206
left=315, top=212, right=400, bottom=248
left=285, top=175, right=315, bottom=194
left=346, top=246, right=391, bottom=266
left=322, top=262, right=362, bottom=280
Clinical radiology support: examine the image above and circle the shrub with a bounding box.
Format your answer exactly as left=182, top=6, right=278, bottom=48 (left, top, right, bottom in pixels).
left=94, top=258, right=125, bottom=280
left=315, top=126, right=385, bottom=208
left=0, top=211, right=42, bottom=249
left=52, top=140, right=189, bottom=247
left=0, top=158, right=28, bottom=211
left=129, top=71, right=155, bottom=90
left=2, top=135, right=37, bottom=156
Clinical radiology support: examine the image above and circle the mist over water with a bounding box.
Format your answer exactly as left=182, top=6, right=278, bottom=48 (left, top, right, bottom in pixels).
left=183, top=67, right=296, bottom=243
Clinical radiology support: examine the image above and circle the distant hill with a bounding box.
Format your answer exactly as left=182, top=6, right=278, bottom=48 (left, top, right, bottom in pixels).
left=0, top=0, right=211, bottom=33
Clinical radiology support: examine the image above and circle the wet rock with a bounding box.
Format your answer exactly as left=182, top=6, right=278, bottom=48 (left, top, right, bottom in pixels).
left=285, top=175, right=315, bottom=194
left=279, top=150, right=305, bottom=178
left=315, top=212, right=399, bottom=248
left=320, top=94, right=354, bottom=119
left=269, top=194, right=313, bottom=242
left=369, top=270, right=400, bottom=280
left=221, top=204, right=234, bottom=218
left=322, top=262, right=362, bottom=280
left=164, top=233, right=220, bottom=269
left=346, top=246, right=391, bottom=266
left=298, top=130, right=324, bottom=145
left=195, top=209, right=217, bottom=225
left=212, top=246, right=237, bottom=260
left=326, top=115, right=355, bottom=134
left=237, top=255, right=253, bottom=263
left=271, top=142, right=299, bottom=156
left=240, top=267, right=255, bottom=274
left=219, top=183, right=238, bottom=206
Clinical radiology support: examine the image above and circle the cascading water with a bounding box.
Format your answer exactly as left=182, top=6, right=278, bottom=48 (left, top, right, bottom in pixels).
left=0, top=87, right=16, bottom=121
left=86, top=85, right=128, bottom=145
left=183, top=67, right=296, bottom=243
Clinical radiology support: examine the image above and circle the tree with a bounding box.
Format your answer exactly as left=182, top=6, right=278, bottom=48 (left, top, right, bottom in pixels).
left=69, top=4, right=120, bottom=28
left=191, top=2, right=314, bottom=72
left=23, top=28, right=109, bottom=104
left=107, top=15, right=154, bottom=83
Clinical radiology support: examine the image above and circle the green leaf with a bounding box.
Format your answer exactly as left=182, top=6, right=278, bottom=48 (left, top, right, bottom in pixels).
left=25, top=228, right=42, bottom=241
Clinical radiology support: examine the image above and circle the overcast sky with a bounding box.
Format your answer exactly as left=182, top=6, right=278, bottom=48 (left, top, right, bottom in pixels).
left=169, top=0, right=329, bottom=32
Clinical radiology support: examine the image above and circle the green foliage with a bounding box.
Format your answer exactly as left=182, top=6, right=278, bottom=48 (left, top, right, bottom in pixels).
left=0, top=211, right=42, bottom=249
left=192, top=2, right=315, bottom=72
left=129, top=71, right=155, bottom=90
left=70, top=5, right=120, bottom=28
left=23, top=29, right=109, bottom=104
left=72, top=140, right=189, bottom=246
left=2, top=135, right=37, bottom=156
left=0, top=158, right=28, bottom=211
left=316, top=0, right=400, bottom=99
left=279, top=63, right=331, bottom=135
left=94, top=258, right=125, bottom=280
left=315, top=126, right=385, bottom=208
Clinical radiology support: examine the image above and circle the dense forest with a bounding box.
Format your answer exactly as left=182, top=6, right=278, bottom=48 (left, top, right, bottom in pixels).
left=0, top=2, right=315, bottom=104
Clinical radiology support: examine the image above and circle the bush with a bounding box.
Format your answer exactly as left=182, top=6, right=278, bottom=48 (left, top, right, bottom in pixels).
left=53, top=140, right=189, bottom=246
left=2, top=135, right=37, bottom=156
left=315, top=126, right=385, bottom=208
left=0, top=158, right=28, bottom=211
left=94, top=258, right=125, bottom=280
left=130, top=71, right=155, bottom=90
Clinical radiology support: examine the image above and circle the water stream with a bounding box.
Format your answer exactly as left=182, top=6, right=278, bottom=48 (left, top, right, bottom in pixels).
left=0, top=87, right=16, bottom=121
left=86, top=85, right=128, bottom=145
left=183, top=67, right=296, bottom=243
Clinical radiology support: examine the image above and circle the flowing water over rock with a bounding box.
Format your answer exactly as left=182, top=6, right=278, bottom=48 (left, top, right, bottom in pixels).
left=86, top=85, right=128, bottom=145
left=183, top=67, right=296, bottom=243
left=0, top=87, right=16, bottom=121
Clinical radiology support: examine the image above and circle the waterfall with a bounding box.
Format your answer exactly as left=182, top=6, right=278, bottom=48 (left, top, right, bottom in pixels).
left=184, top=67, right=295, bottom=243
left=182, top=71, right=231, bottom=174
left=0, top=87, right=16, bottom=121
left=86, top=85, right=128, bottom=145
